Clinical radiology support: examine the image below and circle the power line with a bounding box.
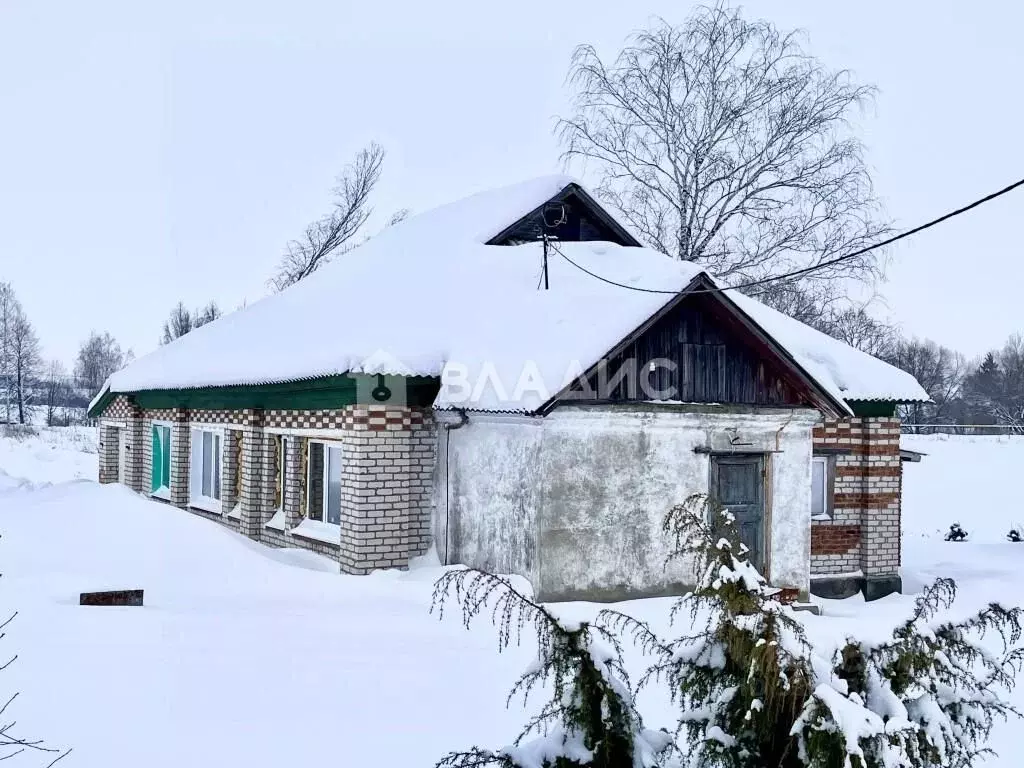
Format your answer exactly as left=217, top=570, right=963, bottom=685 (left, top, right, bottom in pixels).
left=551, top=174, right=1024, bottom=297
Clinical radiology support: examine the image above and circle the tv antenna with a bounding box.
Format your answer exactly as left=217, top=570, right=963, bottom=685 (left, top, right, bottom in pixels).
left=538, top=202, right=566, bottom=290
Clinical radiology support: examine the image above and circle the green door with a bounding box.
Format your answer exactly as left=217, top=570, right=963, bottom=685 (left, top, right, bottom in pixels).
left=710, top=455, right=766, bottom=572
left=151, top=425, right=171, bottom=492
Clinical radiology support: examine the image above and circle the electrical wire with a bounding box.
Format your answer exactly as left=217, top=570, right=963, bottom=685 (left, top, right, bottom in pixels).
left=550, top=175, right=1024, bottom=297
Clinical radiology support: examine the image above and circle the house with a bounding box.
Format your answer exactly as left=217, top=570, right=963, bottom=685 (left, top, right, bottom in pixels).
left=88, top=175, right=929, bottom=602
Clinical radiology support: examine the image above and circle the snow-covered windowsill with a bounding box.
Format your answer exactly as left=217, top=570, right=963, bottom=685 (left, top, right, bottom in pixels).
left=225, top=504, right=242, bottom=521
left=150, top=488, right=171, bottom=502
left=289, top=519, right=341, bottom=547
left=811, top=513, right=832, bottom=522
left=190, top=497, right=222, bottom=515
left=264, top=509, right=286, bottom=531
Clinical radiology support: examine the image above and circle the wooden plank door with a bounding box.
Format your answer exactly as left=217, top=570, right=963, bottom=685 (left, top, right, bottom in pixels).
left=710, top=455, right=766, bottom=572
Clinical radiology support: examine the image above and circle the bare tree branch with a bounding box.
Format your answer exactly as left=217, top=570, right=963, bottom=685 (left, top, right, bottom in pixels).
left=270, top=142, right=385, bottom=291
left=558, top=5, right=891, bottom=319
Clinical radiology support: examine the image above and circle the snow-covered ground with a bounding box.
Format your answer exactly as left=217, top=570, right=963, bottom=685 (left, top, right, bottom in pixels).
left=0, top=425, right=95, bottom=490
left=2, top=428, right=1024, bottom=766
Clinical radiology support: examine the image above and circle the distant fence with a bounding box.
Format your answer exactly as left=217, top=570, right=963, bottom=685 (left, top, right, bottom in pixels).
left=901, top=423, right=1024, bottom=436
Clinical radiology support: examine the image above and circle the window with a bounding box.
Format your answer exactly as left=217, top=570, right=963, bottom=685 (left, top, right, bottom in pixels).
left=150, top=424, right=172, bottom=496
left=812, top=455, right=833, bottom=519
left=307, top=441, right=342, bottom=525
left=190, top=428, right=222, bottom=510
left=274, top=435, right=289, bottom=513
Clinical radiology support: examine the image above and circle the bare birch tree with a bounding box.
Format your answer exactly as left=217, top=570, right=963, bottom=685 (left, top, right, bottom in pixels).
left=558, top=5, right=889, bottom=311
left=0, top=283, right=16, bottom=423
left=10, top=305, right=40, bottom=425
left=42, top=361, right=71, bottom=427
left=74, top=332, right=123, bottom=398
left=270, top=142, right=385, bottom=291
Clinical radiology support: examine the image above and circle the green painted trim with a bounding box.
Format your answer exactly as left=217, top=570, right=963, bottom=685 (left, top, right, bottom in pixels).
left=846, top=400, right=898, bottom=418
left=88, top=389, right=116, bottom=418
left=91, top=374, right=440, bottom=417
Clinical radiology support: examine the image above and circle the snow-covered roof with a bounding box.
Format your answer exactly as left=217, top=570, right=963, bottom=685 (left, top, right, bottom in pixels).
left=94, top=175, right=929, bottom=415
left=724, top=292, right=930, bottom=405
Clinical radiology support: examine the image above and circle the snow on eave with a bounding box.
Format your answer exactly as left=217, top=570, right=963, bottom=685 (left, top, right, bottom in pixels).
left=87, top=383, right=111, bottom=416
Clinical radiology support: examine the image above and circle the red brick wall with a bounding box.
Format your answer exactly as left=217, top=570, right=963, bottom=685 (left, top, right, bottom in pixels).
left=810, top=524, right=861, bottom=555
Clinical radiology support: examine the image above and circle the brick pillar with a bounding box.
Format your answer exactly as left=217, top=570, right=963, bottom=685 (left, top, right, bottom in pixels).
left=337, top=405, right=437, bottom=575
left=407, top=410, right=437, bottom=558
left=859, top=417, right=902, bottom=598
left=98, top=424, right=119, bottom=484
left=284, top=437, right=305, bottom=529
left=124, top=405, right=145, bottom=493
left=238, top=409, right=265, bottom=539
left=221, top=429, right=240, bottom=512
left=169, top=408, right=191, bottom=508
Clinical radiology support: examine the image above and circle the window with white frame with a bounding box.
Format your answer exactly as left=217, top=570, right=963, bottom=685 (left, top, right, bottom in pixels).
left=811, top=455, right=833, bottom=519
left=307, top=440, right=342, bottom=525
left=190, top=428, right=223, bottom=511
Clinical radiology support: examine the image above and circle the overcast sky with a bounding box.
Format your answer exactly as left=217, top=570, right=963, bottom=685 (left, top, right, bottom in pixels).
left=1, top=1, right=1021, bottom=367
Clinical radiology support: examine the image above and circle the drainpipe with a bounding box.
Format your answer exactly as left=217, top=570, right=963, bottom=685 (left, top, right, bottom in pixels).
left=439, top=408, right=468, bottom=565
left=774, top=408, right=796, bottom=452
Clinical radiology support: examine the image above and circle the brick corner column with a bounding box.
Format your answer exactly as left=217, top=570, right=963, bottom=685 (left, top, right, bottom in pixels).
left=283, top=436, right=305, bottom=529
left=407, top=408, right=437, bottom=559
left=169, top=408, right=191, bottom=508
left=238, top=409, right=266, bottom=539
left=337, top=405, right=430, bottom=575
left=860, top=417, right=903, bottom=599
left=98, top=424, right=119, bottom=484
left=124, top=404, right=145, bottom=493
left=221, top=429, right=239, bottom=512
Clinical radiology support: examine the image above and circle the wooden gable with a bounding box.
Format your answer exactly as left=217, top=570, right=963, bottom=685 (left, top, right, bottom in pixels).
left=545, top=276, right=846, bottom=416
left=487, top=183, right=641, bottom=247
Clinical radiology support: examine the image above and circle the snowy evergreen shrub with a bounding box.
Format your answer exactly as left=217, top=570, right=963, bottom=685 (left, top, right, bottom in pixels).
left=431, top=568, right=672, bottom=768
left=799, top=578, right=1024, bottom=768
left=435, top=497, right=1023, bottom=768
left=601, top=495, right=816, bottom=768
left=1008, top=526, right=1023, bottom=543
left=944, top=523, right=969, bottom=542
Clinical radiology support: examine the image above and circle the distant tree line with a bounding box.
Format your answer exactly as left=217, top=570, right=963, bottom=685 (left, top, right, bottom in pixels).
left=807, top=301, right=1024, bottom=431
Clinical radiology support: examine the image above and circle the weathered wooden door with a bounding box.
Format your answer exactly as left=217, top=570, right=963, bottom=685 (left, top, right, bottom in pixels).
left=710, top=455, right=766, bottom=572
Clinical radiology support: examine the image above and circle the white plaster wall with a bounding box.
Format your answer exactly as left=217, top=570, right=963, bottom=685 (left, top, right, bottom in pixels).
left=437, top=405, right=817, bottom=602
left=434, top=415, right=544, bottom=588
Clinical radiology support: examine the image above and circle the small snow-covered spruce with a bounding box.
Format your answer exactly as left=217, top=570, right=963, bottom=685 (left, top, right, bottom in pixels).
left=430, top=568, right=672, bottom=768
left=1008, top=526, right=1023, bottom=543
left=797, top=578, right=1024, bottom=768
left=944, top=523, right=968, bottom=542
left=601, top=494, right=815, bottom=768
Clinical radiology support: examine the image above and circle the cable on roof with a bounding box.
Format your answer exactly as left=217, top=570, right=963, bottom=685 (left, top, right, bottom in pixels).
left=551, top=174, right=1024, bottom=297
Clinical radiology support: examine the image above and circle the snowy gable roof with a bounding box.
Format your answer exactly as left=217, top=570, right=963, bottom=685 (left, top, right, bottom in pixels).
left=724, top=291, right=930, bottom=405
left=96, top=174, right=928, bottom=415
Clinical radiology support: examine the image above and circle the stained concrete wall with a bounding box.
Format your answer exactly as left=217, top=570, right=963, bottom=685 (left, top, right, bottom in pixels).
left=435, top=415, right=544, bottom=587
left=437, top=404, right=819, bottom=602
